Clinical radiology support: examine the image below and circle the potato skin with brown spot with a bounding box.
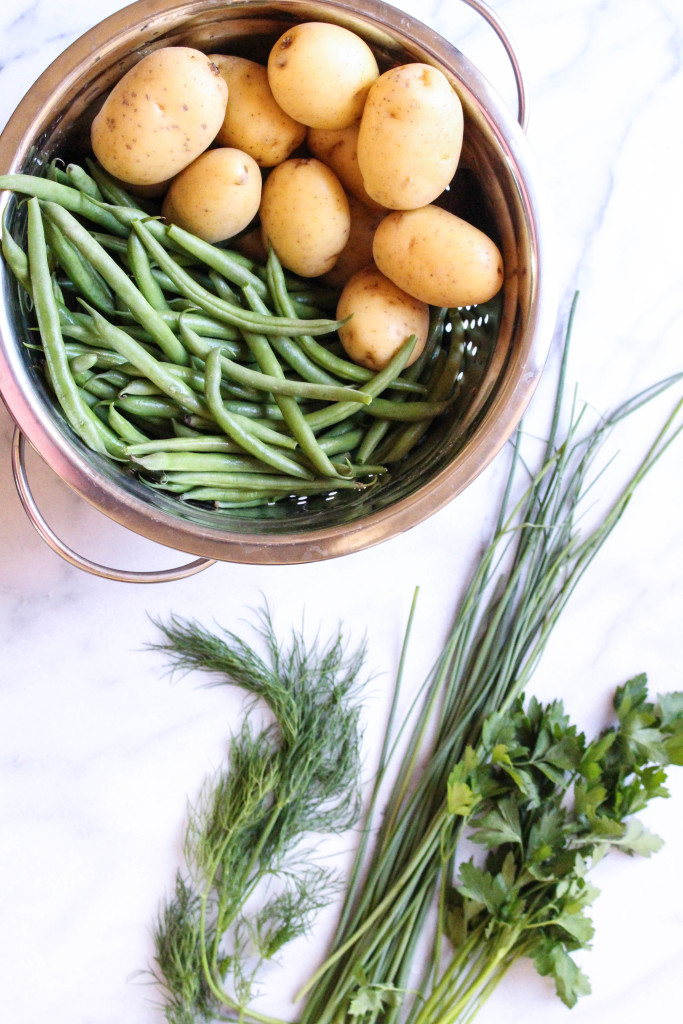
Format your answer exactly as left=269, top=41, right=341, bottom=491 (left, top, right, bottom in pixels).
left=373, top=205, right=504, bottom=307
left=336, top=265, right=430, bottom=371
left=260, top=158, right=350, bottom=278
left=267, top=22, right=379, bottom=130
left=357, top=63, right=463, bottom=210
left=162, top=148, right=262, bottom=243
left=90, top=47, right=228, bottom=186
left=209, top=54, right=306, bottom=167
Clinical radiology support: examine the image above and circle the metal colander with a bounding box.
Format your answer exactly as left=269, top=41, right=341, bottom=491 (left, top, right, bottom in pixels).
left=0, top=0, right=557, bottom=580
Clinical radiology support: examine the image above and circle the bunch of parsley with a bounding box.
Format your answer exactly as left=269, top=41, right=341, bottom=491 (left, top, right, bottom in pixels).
left=421, top=676, right=683, bottom=1023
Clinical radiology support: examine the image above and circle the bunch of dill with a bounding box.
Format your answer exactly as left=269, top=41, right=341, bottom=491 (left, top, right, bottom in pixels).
left=148, top=609, right=367, bottom=1024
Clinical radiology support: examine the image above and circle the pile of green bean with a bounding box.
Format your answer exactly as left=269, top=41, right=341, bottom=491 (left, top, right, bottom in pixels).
left=0, top=159, right=466, bottom=510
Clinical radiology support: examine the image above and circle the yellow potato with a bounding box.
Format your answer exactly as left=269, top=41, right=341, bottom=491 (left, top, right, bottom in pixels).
left=91, top=47, right=228, bottom=186
left=307, top=123, right=385, bottom=211
left=231, top=225, right=269, bottom=265
left=259, top=158, right=350, bottom=278
left=336, top=265, right=430, bottom=371
left=267, top=22, right=379, bottom=130
left=209, top=54, right=306, bottom=167
left=372, top=205, right=504, bottom=307
left=323, top=194, right=386, bottom=288
left=162, top=148, right=262, bottom=243
left=357, top=63, right=463, bottom=209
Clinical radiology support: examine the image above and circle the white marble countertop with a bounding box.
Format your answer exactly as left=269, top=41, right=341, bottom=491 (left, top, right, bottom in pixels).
left=1, top=1, right=682, bottom=1022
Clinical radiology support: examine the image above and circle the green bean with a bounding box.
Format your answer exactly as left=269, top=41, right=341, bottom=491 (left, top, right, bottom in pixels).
left=317, top=427, right=365, bottom=456
left=166, top=297, right=199, bottom=313
left=85, top=159, right=147, bottom=210
left=131, top=452, right=274, bottom=474
left=337, top=461, right=387, bottom=478
left=118, top=378, right=164, bottom=398
left=128, top=361, right=204, bottom=395
left=179, top=487, right=270, bottom=504
left=63, top=342, right=130, bottom=370
left=355, top=316, right=445, bottom=461
left=127, top=230, right=170, bottom=311
left=69, top=352, right=98, bottom=375
left=82, top=376, right=119, bottom=400
left=182, top=308, right=348, bottom=478
left=43, top=216, right=116, bottom=314
left=66, top=163, right=104, bottom=201
left=125, top=436, right=242, bottom=456
left=25, top=197, right=121, bottom=456
left=112, top=308, right=245, bottom=351
left=61, top=322, right=163, bottom=363
left=71, top=367, right=95, bottom=388
left=185, top=405, right=246, bottom=425
left=172, top=418, right=205, bottom=439
left=164, top=314, right=246, bottom=358
left=1, top=208, right=32, bottom=295
left=145, top=359, right=260, bottom=402
left=99, top=369, right=134, bottom=389
left=208, top=269, right=239, bottom=303
left=130, top=218, right=345, bottom=338
left=242, top=281, right=345, bottom=387
left=287, top=298, right=327, bottom=319
left=265, top=248, right=425, bottom=395
left=360, top=396, right=449, bottom=421
left=89, top=232, right=130, bottom=256
left=47, top=161, right=71, bottom=187
left=358, top=305, right=445, bottom=469
left=178, top=414, right=298, bottom=449
left=53, top=279, right=83, bottom=326
left=241, top=324, right=346, bottom=478
left=84, top=304, right=207, bottom=416
left=290, top=284, right=340, bottom=307
left=203, top=348, right=313, bottom=479
left=107, top=402, right=149, bottom=444
left=159, top=310, right=244, bottom=344
left=166, top=222, right=270, bottom=300
left=185, top=400, right=276, bottom=422
left=410, top=305, right=449, bottom=380
left=161, top=471, right=366, bottom=492
left=58, top=305, right=97, bottom=327
left=378, top=318, right=465, bottom=463
left=41, top=202, right=189, bottom=365
left=0, top=174, right=129, bottom=235
left=76, top=384, right=99, bottom=409
left=193, top=491, right=277, bottom=505
left=306, top=334, right=418, bottom=433
left=360, top=350, right=450, bottom=462
left=356, top=417, right=391, bottom=464
left=149, top=265, right=198, bottom=295
left=114, top=394, right=181, bottom=419
left=103, top=202, right=188, bottom=246
left=178, top=318, right=370, bottom=406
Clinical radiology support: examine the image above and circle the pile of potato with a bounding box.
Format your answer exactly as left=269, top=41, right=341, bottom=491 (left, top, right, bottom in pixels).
left=90, top=21, right=503, bottom=372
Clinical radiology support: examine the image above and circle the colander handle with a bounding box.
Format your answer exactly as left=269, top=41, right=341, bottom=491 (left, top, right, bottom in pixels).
left=462, top=0, right=528, bottom=130
left=11, top=427, right=216, bottom=583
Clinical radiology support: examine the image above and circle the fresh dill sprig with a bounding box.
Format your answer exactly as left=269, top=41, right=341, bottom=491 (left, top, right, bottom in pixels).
left=148, top=607, right=368, bottom=1024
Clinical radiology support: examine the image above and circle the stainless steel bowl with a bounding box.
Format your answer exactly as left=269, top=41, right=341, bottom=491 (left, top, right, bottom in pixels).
left=0, top=0, right=557, bottom=574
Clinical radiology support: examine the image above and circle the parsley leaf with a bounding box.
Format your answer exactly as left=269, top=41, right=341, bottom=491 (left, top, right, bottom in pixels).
left=441, top=678, right=683, bottom=1020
